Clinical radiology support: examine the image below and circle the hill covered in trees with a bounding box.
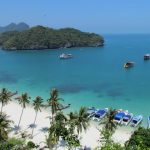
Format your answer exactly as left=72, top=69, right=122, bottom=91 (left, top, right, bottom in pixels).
left=0, top=22, right=29, bottom=33
left=0, top=26, right=104, bottom=50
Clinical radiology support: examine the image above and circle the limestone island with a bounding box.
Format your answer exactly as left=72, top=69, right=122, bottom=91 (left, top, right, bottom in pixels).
left=0, top=25, right=104, bottom=50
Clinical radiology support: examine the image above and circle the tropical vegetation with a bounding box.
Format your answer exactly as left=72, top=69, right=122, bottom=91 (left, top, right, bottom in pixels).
left=0, top=88, right=13, bottom=113
left=0, top=25, right=104, bottom=50
left=31, top=96, right=43, bottom=138
left=0, top=88, right=150, bottom=150
left=15, top=93, right=30, bottom=130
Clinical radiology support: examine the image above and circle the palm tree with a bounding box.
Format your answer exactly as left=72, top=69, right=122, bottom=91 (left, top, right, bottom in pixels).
left=0, top=113, right=12, bottom=141
left=47, top=88, right=64, bottom=123
left=0, top=88, right=12, bottom=113
left=16, top=93, right=30, bottom=129
left=31, top=96, right=43, bottom=137
left=47, top=112, right=68, bottom=149
left=68, top=107, right=90, bottom=134
left=102, top=108, right=117, bottom=133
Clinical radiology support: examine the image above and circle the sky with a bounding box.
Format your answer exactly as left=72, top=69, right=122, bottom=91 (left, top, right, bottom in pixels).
left=0, top=0, right=150, bottom=34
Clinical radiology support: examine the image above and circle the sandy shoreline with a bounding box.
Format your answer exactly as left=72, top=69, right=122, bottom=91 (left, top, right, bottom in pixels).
left=0, top=101, right=134, bottom=149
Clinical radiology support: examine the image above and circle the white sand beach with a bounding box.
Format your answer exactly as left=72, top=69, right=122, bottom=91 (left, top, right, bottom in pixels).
left=0, top=101, right=133, bottom=149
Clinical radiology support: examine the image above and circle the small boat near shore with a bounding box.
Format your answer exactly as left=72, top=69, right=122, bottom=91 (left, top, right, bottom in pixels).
left=93, top=108, right=108, bottom=121
left=124, top=61, right=134, bottom=68
left=148, top=116, right=150, bottom=128
left=144, top=54, right=150, bottom=60
left=121, top=113, right=133, bottom=126
left=130, top=115, right=143, bottom=127
left=59, top=53, right=73, bottom=59
left=113, top=110, right=128, bottom=124
left=87, top=107, right=97, bottom=118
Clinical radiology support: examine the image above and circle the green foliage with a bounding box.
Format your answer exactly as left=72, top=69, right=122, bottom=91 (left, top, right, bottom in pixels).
left=7, top=138, right=25, bottom=149
left=0, top=138, right=25, bottom=150
left=0, top=88, right=13, bottom=113
left=100, top=142, right=125, bottom=150
left=101, top=108, right=117, bottom=133
left=0, top=113, right=12, bottom=142
left=46, top=108, right=89, bottom=149
left=68, top=107, right=90, bottom=134
left=33, top=96, right=43, bottom=112
left=47, top=88, right=65, bottom=123
left=65, top=134, right=80, bottom=149
left=125, top=127, right=150, bottom=150
left=27, top=141, right=36, bottom=149
left=0, top=25, right=104, bottom=50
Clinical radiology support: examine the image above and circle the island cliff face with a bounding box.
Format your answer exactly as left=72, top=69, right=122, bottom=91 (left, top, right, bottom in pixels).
left=0, top=26, right=104, bottom=50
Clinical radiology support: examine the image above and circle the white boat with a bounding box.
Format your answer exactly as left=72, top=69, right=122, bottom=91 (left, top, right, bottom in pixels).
left=121, top=113, right=133, bottom=126
left=130, top=115, right=143, bottom=127
left=87, top=107, right=97, bottom=118
left=59, top=53, right=73, bottom=59
left=148, top=116, right=150, bottom=128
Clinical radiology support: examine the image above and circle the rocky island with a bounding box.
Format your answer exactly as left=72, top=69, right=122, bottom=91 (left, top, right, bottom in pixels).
left=0, top=22, right=29, bottom=33
left=0, top=25, right=104, bottom=50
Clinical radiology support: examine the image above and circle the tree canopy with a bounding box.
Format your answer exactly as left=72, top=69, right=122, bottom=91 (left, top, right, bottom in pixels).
left=0, top=26, right=104, bottom=50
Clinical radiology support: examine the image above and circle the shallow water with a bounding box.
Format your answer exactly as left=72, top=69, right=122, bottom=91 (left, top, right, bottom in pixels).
left=0, top=34, right=150, bottom=126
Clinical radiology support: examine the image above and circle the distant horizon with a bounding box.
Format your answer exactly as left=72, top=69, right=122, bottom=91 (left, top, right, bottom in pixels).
left=1, top=0, right=150, bottom=34
left=1, top=22, right=150, bottom=35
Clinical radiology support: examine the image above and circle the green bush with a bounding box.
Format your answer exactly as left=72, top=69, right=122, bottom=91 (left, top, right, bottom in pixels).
left=125, top=127, right=150, bottom=149
left=27, top=141, right=36, bottom=149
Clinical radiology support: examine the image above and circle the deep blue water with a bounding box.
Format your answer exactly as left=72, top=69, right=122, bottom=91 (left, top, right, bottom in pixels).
left=0, top=34, right=150, bottom=125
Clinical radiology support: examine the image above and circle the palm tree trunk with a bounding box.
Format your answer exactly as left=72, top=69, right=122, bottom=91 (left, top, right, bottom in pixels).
left=31, top=111, right=38, bottom=137
left=1, top=103, right=3, bottom=114
left=51, top=113, right=54, bottom=125
left=18, top=107, right=24, bottom=128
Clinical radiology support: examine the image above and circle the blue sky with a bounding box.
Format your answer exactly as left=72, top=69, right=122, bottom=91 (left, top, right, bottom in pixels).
left=1, top=0, right=150, bottom=34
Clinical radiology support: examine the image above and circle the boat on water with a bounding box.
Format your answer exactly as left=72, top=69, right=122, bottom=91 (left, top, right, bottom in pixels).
left=130, top=115, right=143, bottom=127
left=121, top=113, right=133, bottom=126
left=113, top=110, right=128, bottom=124
left=87, top=107, right=97, bottom=118
left=148, top=116, right=150, bottom=128
left=124, top=62, right=134, bottom=68
left=144, top=54, right=150, bottom=60
left=93, top=108, right=108, bottom=121
left=59, top=53, right=73, bottom=59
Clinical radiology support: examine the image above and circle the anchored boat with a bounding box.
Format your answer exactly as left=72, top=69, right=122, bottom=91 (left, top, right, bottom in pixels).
left=87, top=107, right=97, bottom=118
left=144, top=54, right=150, bottom=60
left=113, top=110, right=128, bottom=124
left=124, top=62, right=134, bottom=68
left=59, top=53, right=73, bottom=59
left=93, top=108, right=108, bottom=121
left=121, top=113, right=133, bottom=126
left=148, top=116, right=150, bottom=128
left=130, top=115, right=143, bottom=127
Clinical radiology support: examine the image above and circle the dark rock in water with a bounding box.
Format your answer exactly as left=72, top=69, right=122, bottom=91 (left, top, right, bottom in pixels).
left=57, top=84, right=88, bottom=94
left=0, top=72, right=18, bottom=84
left=106, top=87, right=124, bottom=98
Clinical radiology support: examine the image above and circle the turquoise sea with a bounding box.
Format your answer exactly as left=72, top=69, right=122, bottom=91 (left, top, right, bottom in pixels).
left=0, top=34, right=150, bottom=125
